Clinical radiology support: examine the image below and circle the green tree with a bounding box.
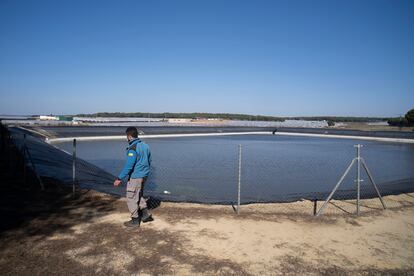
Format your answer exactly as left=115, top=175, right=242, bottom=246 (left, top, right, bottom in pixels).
left=387, top=108, right=414, bottom=127
left=405, top=108, right=414, bottom=124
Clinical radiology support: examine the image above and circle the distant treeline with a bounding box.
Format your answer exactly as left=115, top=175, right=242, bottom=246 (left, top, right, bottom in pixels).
left=76, top=112, right=285, bottom=121
left=76, top=112, right=389, bottom=123
left=387, top=109, right=414, bottom=127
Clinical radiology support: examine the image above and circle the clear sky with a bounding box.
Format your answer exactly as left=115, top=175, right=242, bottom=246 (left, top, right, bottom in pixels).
left=0, top=0, right=413, bottom=117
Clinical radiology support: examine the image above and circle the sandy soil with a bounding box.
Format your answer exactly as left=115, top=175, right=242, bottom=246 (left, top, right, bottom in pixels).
left=0, top=171, right=413, bottom=276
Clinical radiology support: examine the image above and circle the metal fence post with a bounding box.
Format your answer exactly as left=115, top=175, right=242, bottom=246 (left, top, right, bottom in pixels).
left=8, top=133, right=12, bottom=172
left=361, top=158, right=386, bottom=210
left=313, top=199, right=318, bottom=215
left=315, top=158, right=356, bottom=216
left=23, top=142, right=45, bottom=190
left=72, top=138, right=76, bottom=196
left=355, top=144, right=362, bottom=215
left=0, top=120, right=3, bottom=153
left=23, top=134, right=27, bottom=185
left=237, top=144, right=242, bottom=215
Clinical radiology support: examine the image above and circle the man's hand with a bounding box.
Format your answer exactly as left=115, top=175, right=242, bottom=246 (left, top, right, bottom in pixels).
left=113, top=179, right=122, bottom=187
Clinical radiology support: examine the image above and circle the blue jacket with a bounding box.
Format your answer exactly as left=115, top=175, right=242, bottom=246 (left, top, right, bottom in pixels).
left=118, top=138, right=151, bottom=180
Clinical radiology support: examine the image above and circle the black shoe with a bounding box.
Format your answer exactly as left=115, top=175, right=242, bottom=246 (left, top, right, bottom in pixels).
left=141, top=208, right=154, bottom=223
left=123, top=217, right=141, bottom=228
left=142, top=215, right=154, bottom=223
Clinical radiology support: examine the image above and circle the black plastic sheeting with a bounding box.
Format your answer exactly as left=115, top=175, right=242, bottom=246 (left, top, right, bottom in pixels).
left=22, top=125, right=414, bottom=139
left=9, top=127, right=414, bottom=204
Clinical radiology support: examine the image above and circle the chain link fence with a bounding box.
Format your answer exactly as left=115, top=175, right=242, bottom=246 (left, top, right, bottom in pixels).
left=3, top=124, right=414, bottom=216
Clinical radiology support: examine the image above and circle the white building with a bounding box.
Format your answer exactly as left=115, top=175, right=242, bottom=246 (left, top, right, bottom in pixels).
left=39, top=115, right=59, bottom=121
left=168, top=118, right=192, bottom=123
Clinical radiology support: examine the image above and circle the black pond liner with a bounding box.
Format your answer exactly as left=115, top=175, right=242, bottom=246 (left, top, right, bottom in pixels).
left=9, top=127, right=414, bottom=205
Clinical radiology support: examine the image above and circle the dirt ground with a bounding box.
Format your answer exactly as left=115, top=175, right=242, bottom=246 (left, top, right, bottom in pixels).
left=0, top=163, right=413, bottom=276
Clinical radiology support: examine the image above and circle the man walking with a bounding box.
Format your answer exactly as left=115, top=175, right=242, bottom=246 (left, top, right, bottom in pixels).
left=114, top=127, right=153, bottom=228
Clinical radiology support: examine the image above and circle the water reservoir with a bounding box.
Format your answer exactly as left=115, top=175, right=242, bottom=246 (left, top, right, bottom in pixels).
left=54, top=134, right=414, bottom=203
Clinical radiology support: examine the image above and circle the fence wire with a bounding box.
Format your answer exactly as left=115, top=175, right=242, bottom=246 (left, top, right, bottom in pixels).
left=3, top=125, right=414, bottom=216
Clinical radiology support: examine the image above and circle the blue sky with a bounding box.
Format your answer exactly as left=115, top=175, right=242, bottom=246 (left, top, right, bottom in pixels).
left=0, top=0, right=413, bottom=117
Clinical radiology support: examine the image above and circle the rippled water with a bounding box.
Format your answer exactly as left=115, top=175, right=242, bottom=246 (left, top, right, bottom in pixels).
left=55, top=134, right=414, bottom=203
